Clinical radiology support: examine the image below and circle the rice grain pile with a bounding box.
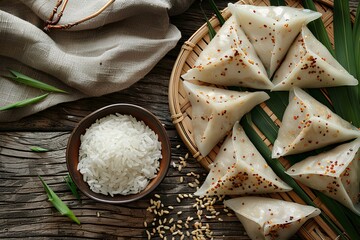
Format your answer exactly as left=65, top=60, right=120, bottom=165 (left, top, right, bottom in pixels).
left=78, top=113, right=162, bottom=196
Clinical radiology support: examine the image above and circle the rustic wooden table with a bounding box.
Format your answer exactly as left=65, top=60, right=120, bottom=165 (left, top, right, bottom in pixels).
left=0, top=1, right=358, bottom=239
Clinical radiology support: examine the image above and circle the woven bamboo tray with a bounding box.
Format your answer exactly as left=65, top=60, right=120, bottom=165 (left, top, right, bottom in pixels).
left=169, top=0, right=353, bottom=239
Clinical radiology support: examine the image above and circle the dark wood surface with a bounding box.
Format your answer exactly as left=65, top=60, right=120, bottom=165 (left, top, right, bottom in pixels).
left=0, top=1, right=358, bottom=239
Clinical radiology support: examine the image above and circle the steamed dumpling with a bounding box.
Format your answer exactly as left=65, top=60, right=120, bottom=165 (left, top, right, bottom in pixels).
left=182, top=16, right=273, bottom=89
left=224, top=196, right=321, bottom=240
left=272, top=27, right=358, bottom=90
left=195, top=121, right=291, bottom=196
left=287, top=138, right=360, bottom=215
left=272, top=87, right=360, bottom=158
left=229, top=3, right=321, bottom=77
left=183, top=81, right=269, bottom=157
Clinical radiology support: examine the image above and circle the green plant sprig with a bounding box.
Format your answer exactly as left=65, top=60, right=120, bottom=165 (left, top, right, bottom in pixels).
left=30, top=146, right=49, bottom=152
left=354, top=4, right=360, bottom=79
left=208, top=0, right=225, bottom=25
left=0, top=93, right=49, bottom=111
left=200, top=1, right=216, bottom=40
left=6, top=69, right=67, bottom=94
left=64, top=174, right=81, bottom=201
left=38, top=176, right=80, bottom=225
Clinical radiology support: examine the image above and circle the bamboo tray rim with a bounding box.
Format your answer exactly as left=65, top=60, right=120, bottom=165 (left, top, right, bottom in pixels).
left=168, top=1, right=354, bottom=239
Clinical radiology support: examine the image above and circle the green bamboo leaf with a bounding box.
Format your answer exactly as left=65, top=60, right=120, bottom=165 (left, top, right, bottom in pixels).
left=251, top=106, right=278, bottom=143
left=300, top=1, right=360, bottom=127
left=327, top=0, right=360, bottom=127
left=38, top=176, right=80, bottom=224
left=270, top=0, right=285, bottom=6
left=266, top=91, right=289, bottom=119
left=30, top=146, right=49, bottom=152
left=306, top=89, right=333, bottom=110
left=7, top=70, right=67, bottom=93
left=208, top=0, right=225, bottom=25
left=64, top=174, right=81, bottom=201
left=333, top=0, right=357, bottom=77
left=344, top=206, right=360, bottom=235
left=354, top=4, right=360, bottom=79
left=200, top=2, right=216, bottom=40
left=0, top=93, right=49, bottom=111
left=316, top=191, right=360, bottom=240
left=302, top=0, right=334, bottom=54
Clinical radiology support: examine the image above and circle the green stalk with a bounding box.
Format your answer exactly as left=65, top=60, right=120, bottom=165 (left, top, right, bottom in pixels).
left=200, top=2, right=216, bottom=40
left=266, top=91, right=289, bottom=119
left=354, top=4, right=360, bottom=79
left=328, top=0, right=360, bottom=127
left=333, top=0, right=357, bottom=77
left=306, top=89, right=333, bottom=110
left=251, top=106, right=278, bottom=143
left=0, top=93, right=49, bottom=111
left=208, top=0, right=225, bottom=25
left=7, top=70, right=67, bottom=93
left=30, top=146, right=49, bottom=152
left=39, top=176, right=80, bottom=224
left=64, top=174, right=81, bottom=201
left=316, top=191, right=360, bottom=239
left=302, top=0, right=334, bottom=54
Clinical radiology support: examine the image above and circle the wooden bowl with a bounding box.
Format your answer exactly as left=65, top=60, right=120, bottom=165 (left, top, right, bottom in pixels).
left=66, top=104, right=171, bottom=204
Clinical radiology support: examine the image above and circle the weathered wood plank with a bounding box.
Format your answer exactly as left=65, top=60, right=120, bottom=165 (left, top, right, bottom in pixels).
left=0, top=0, right=358, bottom=239
left=0, top=131, right=253, bottom=239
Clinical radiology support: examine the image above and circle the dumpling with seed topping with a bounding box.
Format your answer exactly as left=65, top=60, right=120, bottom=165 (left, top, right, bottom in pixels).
left=286, top=138, right=360, bottom=215
left=229, top=3, right=321, bottom=77
left=183, top=81, right=269, bottom=157
left=181, top=16, right=273, bottom=89
left=224, top=196, right=321, bottom=240
left=272, top=87, right=360, bottom=158
left=194, top=121, right=291, bottom=196
left=272, top=27, right=358, bottom=90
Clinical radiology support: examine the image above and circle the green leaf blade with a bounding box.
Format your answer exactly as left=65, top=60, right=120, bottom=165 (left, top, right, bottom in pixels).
left=8, top=70, right=67, bottom=94
left=30, top=146, right=49, bottom=152
left=38, top=176, right=80, bottom=225
left=64, top=174, right=81, bottom=201
left=316, top=191, right=360, bottom=240
left=334, top=0, right=357, bottom=77
left=200, top=2, right=216, bottom=40
left=0, top=93, right=49, bottom=111
left=326, top=0, right=360, bottom=127
left=208, top=0, right=225, bottom=25
left=354, top=4, right=360, bottom=79
left=302, top=0, right=334, bottom=55
left=251, top=106, right=278, bottom=143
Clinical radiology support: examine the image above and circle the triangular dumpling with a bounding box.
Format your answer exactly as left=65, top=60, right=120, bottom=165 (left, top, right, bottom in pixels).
left=272, top=27, right=358, bottom=90
left=195, top=121, right=291, bottom=196
left=272, top=87, right=360, bottom=158
left=224, top=196, right=321, bottom=240
left=286, top=138, right=360, bottom=215
left=183, top=81, right=269, bottom=157
left=229, top=3, right=321, bottom=77
left=182, top=16, right=273, bottom=89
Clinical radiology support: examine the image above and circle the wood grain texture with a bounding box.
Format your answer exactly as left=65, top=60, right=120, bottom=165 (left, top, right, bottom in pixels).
left=0, top=0, right=358, bottom=239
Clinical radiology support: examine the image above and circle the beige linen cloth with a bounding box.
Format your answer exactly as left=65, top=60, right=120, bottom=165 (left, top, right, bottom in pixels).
left=0, top=0, right=193, bottom=122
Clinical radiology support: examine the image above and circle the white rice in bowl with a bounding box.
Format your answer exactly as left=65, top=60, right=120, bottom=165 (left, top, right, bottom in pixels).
left=77, top=113, right=162, bottom=196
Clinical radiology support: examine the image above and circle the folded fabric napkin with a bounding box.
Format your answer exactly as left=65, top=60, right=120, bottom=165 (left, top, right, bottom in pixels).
left=0, top=0, right=193, bottom=122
